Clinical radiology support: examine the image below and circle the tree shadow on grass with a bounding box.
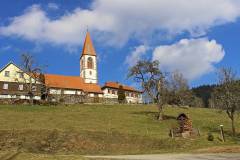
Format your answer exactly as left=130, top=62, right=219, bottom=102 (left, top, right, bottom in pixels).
left=131, top=111, right=176, bottom=120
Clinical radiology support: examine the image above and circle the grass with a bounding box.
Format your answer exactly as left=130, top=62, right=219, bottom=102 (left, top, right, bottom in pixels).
left=0, top=104, right=239, bottom=158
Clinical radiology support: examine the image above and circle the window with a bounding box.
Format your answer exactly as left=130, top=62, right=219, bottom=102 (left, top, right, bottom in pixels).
left=18, top=84, right=24, bottom=91
left=108, top=89, right=110, bottom=93
left=18, top=72, right=24, bottom=79
left=87, top=57, right=93, bottom=69
left=3, top=83, right=8, bottom=90
left=4, top=71, right=10, bottom=77
left=89, top=71, right=92, bottom=75
left=32, top=86, right=37, bottom=92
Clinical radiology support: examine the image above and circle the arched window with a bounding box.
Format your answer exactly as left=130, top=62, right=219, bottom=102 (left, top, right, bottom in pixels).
left=87, top=57, right=93, bottom=69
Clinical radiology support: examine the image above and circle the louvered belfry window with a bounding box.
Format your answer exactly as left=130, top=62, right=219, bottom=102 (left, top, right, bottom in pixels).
left=87, top=57, right=93, bottom=69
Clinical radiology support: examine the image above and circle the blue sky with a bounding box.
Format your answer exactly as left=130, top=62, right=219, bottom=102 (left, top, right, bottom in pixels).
left=0, top=0, right=240, bottom=88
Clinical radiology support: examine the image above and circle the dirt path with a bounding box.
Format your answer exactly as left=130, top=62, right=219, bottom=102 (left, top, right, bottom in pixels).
left=85, top=153, right=240, bottom=160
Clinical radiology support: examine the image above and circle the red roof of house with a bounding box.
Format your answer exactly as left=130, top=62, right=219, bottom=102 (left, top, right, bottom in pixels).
left=102, top=82, right=142, bottom=93
left=81, top=31, right=96, bottom=57
left=44, top=74, right=102, bottom=93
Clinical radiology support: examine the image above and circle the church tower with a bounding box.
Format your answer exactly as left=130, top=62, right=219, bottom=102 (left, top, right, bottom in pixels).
left=80, top=31, right=98, bottom=84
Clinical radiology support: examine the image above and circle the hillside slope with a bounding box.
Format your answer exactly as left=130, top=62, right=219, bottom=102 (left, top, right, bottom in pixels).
left=0, top=104, right=239, bottom=155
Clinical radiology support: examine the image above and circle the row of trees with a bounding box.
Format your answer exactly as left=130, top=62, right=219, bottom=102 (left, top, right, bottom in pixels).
left=128, top=60, right=240, bottom=136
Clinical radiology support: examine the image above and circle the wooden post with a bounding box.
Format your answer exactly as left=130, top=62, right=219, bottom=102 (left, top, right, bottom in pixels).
left=220, top=125, right=225, bottom=142
left=197, top=128, right=201, bottom=136
left=170, top=129, right=174, bottom=138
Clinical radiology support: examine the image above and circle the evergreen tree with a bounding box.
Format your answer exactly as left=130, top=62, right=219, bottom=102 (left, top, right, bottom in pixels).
left=118, top=85, right=126, bottom=103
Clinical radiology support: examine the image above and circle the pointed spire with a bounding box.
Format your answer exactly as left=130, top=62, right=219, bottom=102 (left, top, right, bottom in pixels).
left=81, top=31, right=96, bottom=57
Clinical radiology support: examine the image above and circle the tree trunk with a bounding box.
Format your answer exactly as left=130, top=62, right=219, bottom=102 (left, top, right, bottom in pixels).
left=231, top=116, right=236, bottom=137
left=227, top=110, right=236, bottom=137
left=30, top=96, right=34, bottom=105
left=157, top=104, right=164, bottom=121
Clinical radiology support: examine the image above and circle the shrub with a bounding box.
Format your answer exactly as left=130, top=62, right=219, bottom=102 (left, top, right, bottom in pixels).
left=207, top=132, right=214, bottom=141
left=118, top=85, right=126, bottom=103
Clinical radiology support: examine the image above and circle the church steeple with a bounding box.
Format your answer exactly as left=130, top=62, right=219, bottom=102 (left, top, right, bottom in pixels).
left=80, top=31, right=98, bottom=84
left=81, top=31, right=96, bottom=58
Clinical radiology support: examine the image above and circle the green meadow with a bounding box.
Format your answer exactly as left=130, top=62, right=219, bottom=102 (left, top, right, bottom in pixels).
left=0, top=104, right=239, bottom=159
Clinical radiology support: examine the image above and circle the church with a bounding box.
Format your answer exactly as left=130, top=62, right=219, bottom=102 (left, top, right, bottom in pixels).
left=0, top=32, right=143, bottom=104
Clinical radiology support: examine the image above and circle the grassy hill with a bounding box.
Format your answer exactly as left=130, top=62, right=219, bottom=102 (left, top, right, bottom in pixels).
left=0, top=104, right=239, bottom=159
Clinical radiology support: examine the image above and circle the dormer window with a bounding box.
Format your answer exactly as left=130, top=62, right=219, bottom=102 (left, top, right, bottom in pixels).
left=4, top=71, right=10, bottom=77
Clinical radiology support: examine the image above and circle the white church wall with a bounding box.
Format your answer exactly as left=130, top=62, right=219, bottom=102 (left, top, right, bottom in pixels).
left=89, top=93, right=95, bottom=97
left=76, top=91, right=83, bottom=95
left=63, top=90, right=76, bottom=95
left=49, top=89, right=61, bottom=95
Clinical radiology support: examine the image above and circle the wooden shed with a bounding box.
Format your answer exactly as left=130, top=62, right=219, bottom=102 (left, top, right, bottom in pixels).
left=177, top=113, right=192, bottom=133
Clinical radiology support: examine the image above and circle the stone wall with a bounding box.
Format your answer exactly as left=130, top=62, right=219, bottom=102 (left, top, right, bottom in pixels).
left=47, top=94, right=85, bottom=104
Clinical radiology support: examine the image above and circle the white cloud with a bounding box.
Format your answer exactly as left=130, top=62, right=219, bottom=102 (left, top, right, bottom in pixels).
left=0, top=45, right=12, bottom=51
left=47, top=3, right=59, bottom=10
left=125, top=45, right=149, bottom=66
left=0, top=4, right=115, bottom=47
left=152, top=38, right=225, bottom=80
left=0, top=1, right=240, bottom=47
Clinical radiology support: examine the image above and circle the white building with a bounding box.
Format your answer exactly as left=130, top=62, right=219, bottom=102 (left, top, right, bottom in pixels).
left=102, top=82, right=143, bottom=104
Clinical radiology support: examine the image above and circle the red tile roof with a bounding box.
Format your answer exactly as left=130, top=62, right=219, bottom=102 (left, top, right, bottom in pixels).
left=44, top=74, right=102, bottom=93
left=81, top=31, right=96, bottom=57
left=83, top=83, right=103, bottom=93
left=102, top=82, right=142, bottom=93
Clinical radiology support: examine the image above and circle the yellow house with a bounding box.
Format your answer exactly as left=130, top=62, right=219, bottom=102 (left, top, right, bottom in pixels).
left=0, top=62, right=42, bottom=100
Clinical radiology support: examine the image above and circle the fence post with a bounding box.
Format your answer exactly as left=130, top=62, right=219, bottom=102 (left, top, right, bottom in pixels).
left=197, top=128, right=201, bottom=136
left=170, top=129, right=174, bottom=138
left=220, top=125, right=225, bottom=142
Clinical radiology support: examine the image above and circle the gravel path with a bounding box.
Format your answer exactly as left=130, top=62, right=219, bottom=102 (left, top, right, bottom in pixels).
left=85, top=153, right=240, bottom=160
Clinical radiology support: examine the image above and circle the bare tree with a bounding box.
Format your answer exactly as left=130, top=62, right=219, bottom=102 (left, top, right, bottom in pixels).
left=20, top=53, right=44, bottom=105
left=168, top=71, right=189, bottom=106
left=212, top=67, right=240, bottom=136
left=169, top=71, right=188, bottom=92
left=128, top=60, right=168, bottom=120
